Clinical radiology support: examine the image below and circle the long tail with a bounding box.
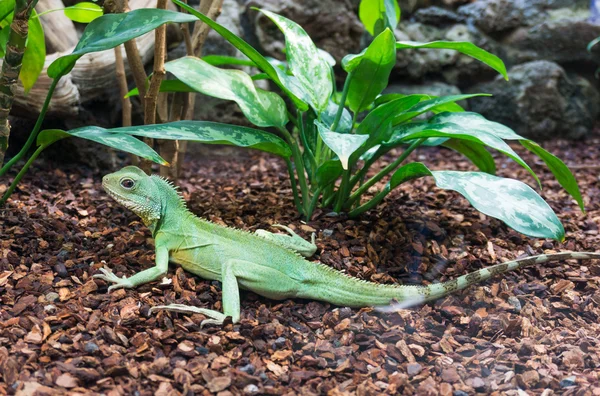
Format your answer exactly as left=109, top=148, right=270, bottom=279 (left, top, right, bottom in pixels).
left=302, top=252, right=600, bottom=311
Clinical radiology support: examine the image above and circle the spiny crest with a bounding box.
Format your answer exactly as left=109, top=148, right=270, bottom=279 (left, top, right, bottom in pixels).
left=151, top=175, right=188, bottom=208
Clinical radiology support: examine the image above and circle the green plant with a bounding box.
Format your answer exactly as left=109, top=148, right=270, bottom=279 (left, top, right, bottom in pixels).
left=0, top=0, right=104, bottom=166
left=116, top=0, right=577, bottom=241
left=1, top=1, right=584, bottom=243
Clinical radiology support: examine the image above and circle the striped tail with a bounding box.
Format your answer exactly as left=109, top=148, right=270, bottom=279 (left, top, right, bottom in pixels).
left=375, top=251, right=600, bottom=312
left=302, top=252, right=600, bottom=311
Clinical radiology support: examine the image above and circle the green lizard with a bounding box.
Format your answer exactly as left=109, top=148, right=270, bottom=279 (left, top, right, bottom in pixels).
left=94, top=166, right=600, bottom=327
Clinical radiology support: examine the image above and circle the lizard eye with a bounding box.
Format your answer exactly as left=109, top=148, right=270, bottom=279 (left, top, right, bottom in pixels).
left=120, top=178, right=135, bottom=189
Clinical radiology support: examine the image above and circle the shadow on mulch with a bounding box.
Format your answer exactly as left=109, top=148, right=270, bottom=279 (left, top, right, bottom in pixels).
left=0, top=138, right=599, bottom=395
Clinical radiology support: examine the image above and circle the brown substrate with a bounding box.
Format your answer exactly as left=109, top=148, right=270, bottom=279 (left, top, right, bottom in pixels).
left=1, top=138, right=599, bottom=395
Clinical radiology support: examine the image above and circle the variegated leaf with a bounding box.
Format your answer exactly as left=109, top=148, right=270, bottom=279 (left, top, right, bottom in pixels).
left=165, top=57, right=288, bottom=128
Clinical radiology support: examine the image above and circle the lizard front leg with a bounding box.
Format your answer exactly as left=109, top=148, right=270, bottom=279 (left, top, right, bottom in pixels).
left=151, top=259, right=301, bottom=327
left=255, top=224, right=317, bottom=257
left=93, top=246, right=169, bottom=291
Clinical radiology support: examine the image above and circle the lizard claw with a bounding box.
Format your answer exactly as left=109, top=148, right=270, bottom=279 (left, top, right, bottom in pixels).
left=93, top=267, right=133, bottom=291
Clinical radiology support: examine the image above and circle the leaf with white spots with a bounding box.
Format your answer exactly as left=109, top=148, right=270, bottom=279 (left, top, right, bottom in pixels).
left=259, top=9, right=333, bottom=112
left=316, top=122, right=369, bottom=170
left=165, top=57, right=288, bottom=128
left=48, top=9, right=197, bottom=78
left=355, top=162, right=564, bottom=240
left=173, top=0, right=308, bottom=110
left=430, top=112, right=583, bottom=210
left=37, top=128, right=167, bottom=165
left=68, top=121, right=292, bottom=158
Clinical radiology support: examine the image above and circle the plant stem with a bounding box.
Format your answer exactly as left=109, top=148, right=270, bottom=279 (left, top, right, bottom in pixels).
left=0, top=0, right=40, bottom=167
left=0, top=143, right=45, bottom=204
left=330, top=71, right=353, bottom=131
left=306, top=185, right=322, bottom=219
left=344, top=138, right=426, bottom=209
left=285, top=157, right=302, bottom=214
left=347, top=187, right=388, bottom=218
left=278, top=126, right=310, bottom=216
left=333, top=169, right=351, bottom=213
left=0, top=77, right=59, bottom=177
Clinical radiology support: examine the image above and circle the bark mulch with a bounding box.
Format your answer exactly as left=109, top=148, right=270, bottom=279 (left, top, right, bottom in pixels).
left=1, top=137, right=600, bottom=395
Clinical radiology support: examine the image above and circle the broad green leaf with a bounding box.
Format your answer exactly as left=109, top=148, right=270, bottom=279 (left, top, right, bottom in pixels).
left=316, top=121, right=369, bottom=169
left=428, top=112, right=584, bottom=209
left=125, top=79, right=193, bottom=98
left=64, top=2, right=103, bottom=23
left=259, top=9, right=333, bottom=112
left=342, top=28, right=396, bottom=113
left=53, top=127, right=168, bottom=164
left=392, top=94, right=490, bottom=125
left=520, top=140, right=584, bottom=211
left=0, top=17, right=11, bottom=58
left=370, top=163, right=564, bottom=240
left=387, top=121, right=540, bottom=186
left=173, top=0, right=308, bottom=110
left=375, top=93, right=465, bottom=113
left=202, top=54, right=256, bottom=67
left=431, top=112, right=521, bottom=140
left=74, top=121, right=292, bottom=158
left=396, top=41, right=508, bottom=80
left=37, top=129, right=70, bottom=147
left=165, top=57, right=288, bottom=128
left=359, top=0, right=401, bottom=36
left=48, top=9, right=197, bottom=78
left=0, top=2, right=13, bottom=19
left=442, top=139, right=496, bottom=174
left=316, top=160, right=343, bottom=187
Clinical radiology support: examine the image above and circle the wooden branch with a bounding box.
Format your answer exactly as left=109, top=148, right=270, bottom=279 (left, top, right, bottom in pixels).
left=0, top=0, right=39, bottom=167
left=191, top=0, right=224, bottom=57
left=140, top=0, right=168, bottom=173
left=113, top=45, right=132, bottom=127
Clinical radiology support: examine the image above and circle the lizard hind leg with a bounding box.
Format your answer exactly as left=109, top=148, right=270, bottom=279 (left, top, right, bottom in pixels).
left=150, top=259, right=302, bottom=327
left=255, top=224, right=317, bottom=257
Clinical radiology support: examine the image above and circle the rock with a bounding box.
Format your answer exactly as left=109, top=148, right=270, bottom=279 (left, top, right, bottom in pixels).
left=560, top=375, right=577, bottom=387
left=385, top=81, right=462, bottom=97
left=245, top=0, right=363, bottom=63
left=507, top=296, right=522, bottom=311
left=457, top=0, right=527, bottom=33
left=502, top=7, right=600, bottom=65
left=413, top=7, right=465, bottom=25
left=393, top=21, right=505, bottom=86
left=468, top=61, right=600, bottom=140
left=407, top=363, right=423, bottom=376
left=441, top=367, right=461, bottom=383
left=517, top=370, right=540, bottom=389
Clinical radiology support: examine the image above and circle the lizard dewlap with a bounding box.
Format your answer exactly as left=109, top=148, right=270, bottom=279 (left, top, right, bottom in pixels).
left=95, top=166, right=600, bottom=327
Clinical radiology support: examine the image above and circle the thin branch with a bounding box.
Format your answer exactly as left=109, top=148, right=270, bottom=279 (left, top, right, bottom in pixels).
left=113, top=45, right=132, bottom=127
left=141, top=0, right=168, bottom=173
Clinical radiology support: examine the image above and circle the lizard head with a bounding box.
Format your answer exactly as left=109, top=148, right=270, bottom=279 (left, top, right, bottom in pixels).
left=102, top=166, right=162, bottom=224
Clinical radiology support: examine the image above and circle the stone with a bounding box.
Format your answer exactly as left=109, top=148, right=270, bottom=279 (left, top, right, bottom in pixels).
left=393, top=21, right=505, bottom=86
left=468, top=61, right=600, bottom=140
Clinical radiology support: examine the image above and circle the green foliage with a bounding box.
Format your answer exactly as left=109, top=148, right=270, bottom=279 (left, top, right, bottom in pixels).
left=145, top=2, right=581, bottom=241
left=63, top=2, right=103, bottom=23
left=359, top=0, right=400, bottom=36
left=0, top=2, right=584, bottom=242
left=48, top=9, right=197, bottom=78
